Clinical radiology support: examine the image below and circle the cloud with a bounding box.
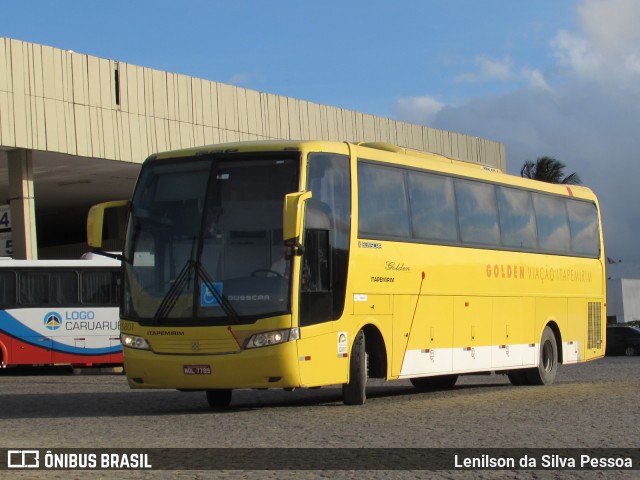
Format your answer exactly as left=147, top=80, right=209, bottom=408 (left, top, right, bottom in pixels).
left=455, top=55, right=515, bottom=83
left=394, top=0, right=640, bottom=261
left=393, top=96, right=444, bottom=126
left=551, top=0, right=640, bottom=85
left=551, top=30, right=599, bottom=77
left=454, top=56, right=551, bottom=90
left=521, top=68, right=551, bottom=90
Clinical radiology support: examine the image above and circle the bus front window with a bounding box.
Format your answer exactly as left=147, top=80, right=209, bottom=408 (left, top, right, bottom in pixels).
left=123, top=154, right=300, bottom=324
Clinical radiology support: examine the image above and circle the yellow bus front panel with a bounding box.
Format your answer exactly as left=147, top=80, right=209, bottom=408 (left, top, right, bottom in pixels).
left=123, top=340, right=301, bottom=390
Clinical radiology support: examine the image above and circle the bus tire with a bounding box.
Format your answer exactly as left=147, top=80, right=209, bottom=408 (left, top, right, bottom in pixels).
left=342, top=330, right=367, bottom=405
left=526, top=326, right=558, bottom=385
left=206, top=389, right=233, bottom=408
left=410, top=374, right=458, bottom=390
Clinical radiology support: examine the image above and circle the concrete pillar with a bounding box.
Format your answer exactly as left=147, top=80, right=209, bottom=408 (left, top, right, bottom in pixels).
left=7, top=149, right=38, bottom=259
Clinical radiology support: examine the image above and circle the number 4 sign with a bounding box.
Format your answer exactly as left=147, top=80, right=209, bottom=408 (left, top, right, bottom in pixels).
left=0, top=204, right=11, bottom=230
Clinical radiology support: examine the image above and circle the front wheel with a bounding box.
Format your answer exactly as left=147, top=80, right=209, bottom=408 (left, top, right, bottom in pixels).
left=206, top=389, right=232, bottom=408
left=342, top=330, right=367, bottom=405
left=624, top=345, right=637, bottom=356
left=525, top=326, right=558, bottom=385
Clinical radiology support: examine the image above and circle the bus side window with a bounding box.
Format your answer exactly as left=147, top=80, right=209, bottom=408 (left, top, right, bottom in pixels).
left=19, top=271, right=78, bottom=306
left=533, top=194, right=571, bottom=254
left=455, top=179, right=500, bottom=246
left=408, top=172, right=458, bottom=242
left=358, top=162, right=410, bottom=238
left=567, top=200, right=599, bottom=257
left=496, top=186, right=537, bottom=249
left=0, top=271, right=16, bottom=308
left=82, top=271, right=121, bottom=305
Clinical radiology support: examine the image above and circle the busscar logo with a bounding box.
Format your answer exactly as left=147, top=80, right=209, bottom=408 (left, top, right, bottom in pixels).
left=43, top=312, right=62, bottom=331
left=8, top=450, right=40, bottom=468
left=358, top=241, right=382, bottom=249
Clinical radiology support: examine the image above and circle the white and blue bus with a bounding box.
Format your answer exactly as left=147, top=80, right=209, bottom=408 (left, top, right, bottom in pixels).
left=0, top=256, right=122, bottom=367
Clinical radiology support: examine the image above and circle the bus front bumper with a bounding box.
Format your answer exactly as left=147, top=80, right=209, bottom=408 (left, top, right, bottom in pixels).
left=122, top=341, right=301, bottom=390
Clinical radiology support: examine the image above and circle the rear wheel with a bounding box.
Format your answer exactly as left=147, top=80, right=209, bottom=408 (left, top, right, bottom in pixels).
left=525, top=326, right=558, bottom=385
left=624, top=345, right=637, bottom=356
left=410, top=374, right=458, bottom=390
left=206, top=389, right=232, bottom=408
left=342, top=330, right=367, bottom=405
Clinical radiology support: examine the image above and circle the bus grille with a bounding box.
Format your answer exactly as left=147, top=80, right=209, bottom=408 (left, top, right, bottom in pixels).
left=149, top=337, right=240, bottom=355
left=588, top=302, right=602, bottom=349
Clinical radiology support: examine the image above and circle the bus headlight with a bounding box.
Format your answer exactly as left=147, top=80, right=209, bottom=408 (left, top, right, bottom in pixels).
left=121, top=333, right=152, bottom=351
left=245, top=328, right=300, bottom=349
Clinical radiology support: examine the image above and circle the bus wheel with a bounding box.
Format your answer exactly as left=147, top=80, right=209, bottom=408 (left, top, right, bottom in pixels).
left=342, top=330, right=367, bottom=405
left=410, top=374, right=458, bottom=390
left=507, top=369, right=528, bottom=386
left=206, top=389, right=232, bottom=408
left=526, top=326, right=558, bottom=385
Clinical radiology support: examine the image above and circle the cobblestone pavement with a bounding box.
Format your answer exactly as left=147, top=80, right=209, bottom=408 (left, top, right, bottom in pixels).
left=1, top=356, right=638, bottom=479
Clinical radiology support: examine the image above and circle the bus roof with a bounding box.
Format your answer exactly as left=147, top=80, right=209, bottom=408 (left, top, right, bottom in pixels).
left=145, top=140, right=597, bottom=202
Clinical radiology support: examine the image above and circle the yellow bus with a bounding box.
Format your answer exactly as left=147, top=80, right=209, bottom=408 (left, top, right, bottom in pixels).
left=88, top=140, right=606, bottom=406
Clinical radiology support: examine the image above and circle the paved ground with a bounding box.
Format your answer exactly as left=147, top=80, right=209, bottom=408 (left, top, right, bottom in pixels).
left=1, top=356, right=638, bottom=479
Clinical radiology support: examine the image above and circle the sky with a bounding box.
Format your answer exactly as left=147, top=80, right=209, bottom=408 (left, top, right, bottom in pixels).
left=3, top=0, right=639, bottom=261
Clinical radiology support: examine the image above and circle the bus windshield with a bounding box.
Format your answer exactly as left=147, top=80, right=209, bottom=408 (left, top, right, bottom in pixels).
left=123, top=153, right=300, bottom=324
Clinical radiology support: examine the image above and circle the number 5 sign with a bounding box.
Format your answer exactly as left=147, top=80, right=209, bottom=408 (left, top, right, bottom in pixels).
left=0, top=232, right=12, bottom=256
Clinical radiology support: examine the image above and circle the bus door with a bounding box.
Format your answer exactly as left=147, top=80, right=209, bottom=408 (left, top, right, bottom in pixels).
left=295, top=153, right=351, bottom=387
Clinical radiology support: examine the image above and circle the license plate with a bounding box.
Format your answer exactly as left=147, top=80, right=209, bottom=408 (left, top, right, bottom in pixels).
left=183, top=365, right=212, bottom=375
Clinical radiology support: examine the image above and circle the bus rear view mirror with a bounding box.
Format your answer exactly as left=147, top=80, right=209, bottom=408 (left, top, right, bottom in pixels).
left=283, top=191, right=312, bottom=253
left=87, top=200, right=129, bottom=250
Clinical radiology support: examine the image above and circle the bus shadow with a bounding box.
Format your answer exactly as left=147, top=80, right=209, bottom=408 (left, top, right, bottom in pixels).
left=228, top=381, right=513, bottom=410
left=0, top=379, right=517, bottom=420
left=0, top=389, right=208, bottom=419
left=0, top=365, right=75, bottom=376
left=0, top=366, right=525, bottom=419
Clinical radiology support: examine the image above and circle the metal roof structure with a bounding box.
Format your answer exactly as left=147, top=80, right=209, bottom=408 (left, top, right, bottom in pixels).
left=0, top=37, right=505, bottom=259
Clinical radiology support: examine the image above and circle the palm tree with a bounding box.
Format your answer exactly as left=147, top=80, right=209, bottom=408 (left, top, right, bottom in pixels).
left=520, top=156, right=581, bottom=185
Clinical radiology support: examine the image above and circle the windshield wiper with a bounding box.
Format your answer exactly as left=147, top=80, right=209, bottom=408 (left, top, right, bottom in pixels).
left=152, top=258, right=194, bottom=324
left=152, top=258, right=240, bottom=324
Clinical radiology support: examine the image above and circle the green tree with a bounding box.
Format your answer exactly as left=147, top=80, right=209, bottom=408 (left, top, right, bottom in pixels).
left=520, top=156, right=582, bottom=185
